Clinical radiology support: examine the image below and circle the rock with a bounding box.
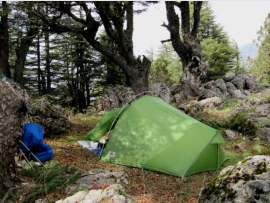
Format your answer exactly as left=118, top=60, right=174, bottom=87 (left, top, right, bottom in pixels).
left=94, top=99, right=103, bottom=111
left=263, top=84, right=270, bottom=88
left=231, top=89, right=247, bottom=99
left=198, top=97, right=223, bottom=110
left=241, top=97, right=263, bottom=107
left=257, top=117, right=270, bottom=127
left=150, top=82, right=171, bottom=103
left=255, top=104, right=270, bottom=117
left=178, top=100, right=203, bottom=117
left=86, top=107, right=96, bottom=114
left=256, top=128, right=270, bottom=143
left=231, top=73, right=260, bottom=92
left=103, top=87, right=119, bottom=110
left=235, top=143, right=244, bottom=149
left=199, top=155, right=270, bottom=203
left=64, top=169, right=129, bottom=194
left=223, top=71, right=236, bottom=82
left=81, top=184, right=129, bottom=203
left=226, top=82, right=237, bottom=96
left=243, top=90, right=251, bottom=95
left=173, top=94, right=181, bottom=103
left=223, top=130, right=237, bottom=140
left=170, top=84, right=181, bottom=95
left=263, top=96, right=270, bottom=104
left=55, top=191, right=87, bottom=203
left=29, top=95, right=70, bottom=136
left=118, top=87, right=135, bottom=106
left=214, top=79, right=227, bottom=94
left=263, top=88, right=270, bottom=94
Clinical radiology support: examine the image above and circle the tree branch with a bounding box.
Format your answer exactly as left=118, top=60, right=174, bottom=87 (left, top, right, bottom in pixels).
left=191, top=1, right=203, bottom=38
left=161, top=39, right=172, bottom=44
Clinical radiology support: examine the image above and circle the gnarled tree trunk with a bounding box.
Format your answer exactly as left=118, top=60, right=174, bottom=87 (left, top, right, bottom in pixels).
left=164, top=1, right=208, bottom=100
left=0, top=76, right=30, bottom=197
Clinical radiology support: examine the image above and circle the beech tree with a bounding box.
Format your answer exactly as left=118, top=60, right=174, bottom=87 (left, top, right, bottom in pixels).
left=33, top=1, right=152, bottom=94
left=163, top=1, right=208, bottom=99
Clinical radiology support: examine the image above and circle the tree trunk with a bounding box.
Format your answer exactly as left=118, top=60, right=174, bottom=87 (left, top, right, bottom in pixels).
left=0, top=77, right=30, bottom=197
left=14, top=5, right=39, bottom=86
left=125, top=55, right=151, bottom=94
left=45, top=29, right=51, bottom=92
left=165, top=1, right=208, bottom=100
left=0, top=1, right=11, bottom=78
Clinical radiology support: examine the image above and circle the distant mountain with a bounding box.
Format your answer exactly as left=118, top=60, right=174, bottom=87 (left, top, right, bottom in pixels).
left=239, top=43, right=258, bottom=62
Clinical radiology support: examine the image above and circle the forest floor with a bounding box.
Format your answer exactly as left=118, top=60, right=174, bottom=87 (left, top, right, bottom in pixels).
left=6, top=96, right=270, bottom=203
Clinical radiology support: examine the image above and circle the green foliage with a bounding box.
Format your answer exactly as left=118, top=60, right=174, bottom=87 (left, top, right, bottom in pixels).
left=99, top=31, right=127, bottom=87
left=225, top=113, right=248, bottom=131
left=250, top=13, right=270, bottom=85
left=196, top=116, right=223, bottom=130
left=199, top=2, right=239, bottom=81
left=149, top=43, right=182, bottom=87
left=21, top=161, right=81, bottom=202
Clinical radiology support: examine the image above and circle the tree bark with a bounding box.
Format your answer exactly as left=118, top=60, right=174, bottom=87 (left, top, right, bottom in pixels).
left=14, top=4, right=39, bottom=86
left=0, top=1, right=11, bottom=78
left=0, top=77, right=30, bottom=197
left=165, top=1, right=208, bottom=99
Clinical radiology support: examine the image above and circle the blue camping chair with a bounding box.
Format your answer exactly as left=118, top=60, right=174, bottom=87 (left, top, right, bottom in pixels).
left=19, top=123, right=53, bottom=161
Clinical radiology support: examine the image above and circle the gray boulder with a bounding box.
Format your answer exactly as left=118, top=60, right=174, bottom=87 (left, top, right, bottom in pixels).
left=263, top=88, right=270, bottom=94
left=103, top=87, right=119, bottom=110
left=198, top=97, right=224, bottom=110
left=214, top=79, right=227, bottom=94
left=173, top=94, right=181, bottom=103
left=223, top=71, right=236, bottom=82
left=86, top=106, right=96, bottom=114
left=223, top=130, right=237, bottom=140
left=150, top=82, right=171, bottom=103
left=231, top=73, right=260, bottom=92
left=231, top=89, right=247, bottom=99
left=170, top=84, right=181, bottom=95
left=118, top=87, right=135, bottom=106
left=94, top=99, right=103, bottom=112
left=178, top=100, right=203, bottom=117
left=199, top=155, right=270, bottom=203
left=29, top=95, right=70, bottom=136
left=226, top=82, right=237, bottom=96
left=257, top=117, right=270, bottom=127
left=255, top=104, right=270, bottom=117
left=256, top=128, right=270, bottom=143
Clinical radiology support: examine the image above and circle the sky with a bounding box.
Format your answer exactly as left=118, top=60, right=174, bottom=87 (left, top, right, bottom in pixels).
left=133, top=1, right=270, bottom=56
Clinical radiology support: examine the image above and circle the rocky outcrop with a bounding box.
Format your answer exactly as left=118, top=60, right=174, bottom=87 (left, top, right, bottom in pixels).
left=178, top=97, right=224, bottom=117
left=57, top=184, right=134, bottom=203
left=256, top=128, right=270, bottom=143
left=118, top=87, right=136, bottom=106
left=200, top=73, right=260, bottom=100
left=103, top=87, right=119, bottom=110
left=59, top=169, right=134, bottom=203
left=28, top=95, right=70, bottom=136
left=149, top=82, right=171, bottom=103
left=199, top=155, right=270, bottom=203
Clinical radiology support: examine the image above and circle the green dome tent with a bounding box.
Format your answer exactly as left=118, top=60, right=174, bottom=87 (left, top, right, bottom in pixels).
left=84, top=95, right=228, bottom=177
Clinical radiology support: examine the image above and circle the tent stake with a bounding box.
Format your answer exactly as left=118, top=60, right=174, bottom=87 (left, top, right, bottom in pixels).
left=19, top=140, right=47, bottom=170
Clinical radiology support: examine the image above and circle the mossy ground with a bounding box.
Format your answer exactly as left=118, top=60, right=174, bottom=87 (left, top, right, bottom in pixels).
left=4, top=93, right=270, bottom=203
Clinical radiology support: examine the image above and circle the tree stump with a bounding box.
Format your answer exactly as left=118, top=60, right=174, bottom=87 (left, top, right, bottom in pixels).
left=0, top=76, right=30, bottom=197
